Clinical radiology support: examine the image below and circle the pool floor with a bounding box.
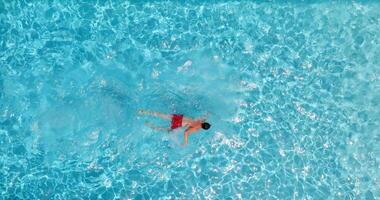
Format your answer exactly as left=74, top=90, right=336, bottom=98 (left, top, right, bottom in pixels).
left=0, top=1, right=379, bottom=199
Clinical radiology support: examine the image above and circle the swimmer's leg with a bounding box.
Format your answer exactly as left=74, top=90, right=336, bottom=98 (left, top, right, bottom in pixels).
left=138, top=109, right=172, bottom=120
left=144, top=121, right=171, bottom=132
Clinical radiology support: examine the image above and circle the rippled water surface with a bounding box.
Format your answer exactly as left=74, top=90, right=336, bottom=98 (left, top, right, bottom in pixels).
left=1, top=1, right=380, bottom=199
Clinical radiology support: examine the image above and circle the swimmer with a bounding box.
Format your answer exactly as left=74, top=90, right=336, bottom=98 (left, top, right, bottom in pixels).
left=138, top=109, right=211, bottom=146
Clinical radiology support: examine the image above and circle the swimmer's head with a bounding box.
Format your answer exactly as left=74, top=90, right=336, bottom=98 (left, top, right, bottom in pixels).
left=201, top=122, right=211, bottom=130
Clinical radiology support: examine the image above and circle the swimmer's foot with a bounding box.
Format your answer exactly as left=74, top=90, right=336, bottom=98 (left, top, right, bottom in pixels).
left=145, top=121, right=171, bottom=132
left=138, top=109, right=147, bottom=115
left=144, top=121, right=152, bottom=126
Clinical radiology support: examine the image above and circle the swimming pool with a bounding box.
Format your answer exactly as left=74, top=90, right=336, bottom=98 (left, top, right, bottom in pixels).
left=1, top=1, right=379, bottom=199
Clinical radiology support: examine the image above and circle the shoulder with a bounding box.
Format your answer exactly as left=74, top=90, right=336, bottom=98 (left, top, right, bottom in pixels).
left=187, top=123, right=202, bottom=131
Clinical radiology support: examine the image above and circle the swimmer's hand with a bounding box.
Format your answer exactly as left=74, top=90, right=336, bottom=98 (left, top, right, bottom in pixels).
left=182, top=130, right=189, bottom=146
left=199, top=112, right=210, bottom=121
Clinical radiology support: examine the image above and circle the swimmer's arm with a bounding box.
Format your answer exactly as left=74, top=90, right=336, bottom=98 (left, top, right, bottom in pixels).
left=184, top=132, right=189, bottom=145
left=198, top=112, right=210, bottom=121
left=183, top=128, right=194, bottom=146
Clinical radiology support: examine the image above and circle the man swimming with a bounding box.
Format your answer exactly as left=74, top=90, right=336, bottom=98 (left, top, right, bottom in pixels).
left=138, top=110, right=211, bottom=146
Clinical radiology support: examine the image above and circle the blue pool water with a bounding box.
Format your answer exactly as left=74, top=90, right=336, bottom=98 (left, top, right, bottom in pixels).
left=1, top=1, right=380, bottom=199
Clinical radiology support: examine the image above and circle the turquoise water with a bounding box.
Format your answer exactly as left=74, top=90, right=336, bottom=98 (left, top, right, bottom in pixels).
left=1, top=1, right=380, bottom=199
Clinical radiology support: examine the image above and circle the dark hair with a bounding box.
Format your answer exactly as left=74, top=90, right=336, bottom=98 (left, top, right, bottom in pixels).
left=201, top=122, right=211, bottom=130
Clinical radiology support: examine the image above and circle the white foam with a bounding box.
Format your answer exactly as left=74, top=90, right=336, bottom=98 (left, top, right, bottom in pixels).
left=151, top=68, right=160, bottom=78
left=264, top=116, right=273, bottom=122
left=294, top=102, right=318, bottom=120
left=177, top=60, right=193, bottom=72
left=213, top=131, right=244, bottom=149
left=240, top=80, right=257, bottom=91
left=88, top=129, right=100, bottom=140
